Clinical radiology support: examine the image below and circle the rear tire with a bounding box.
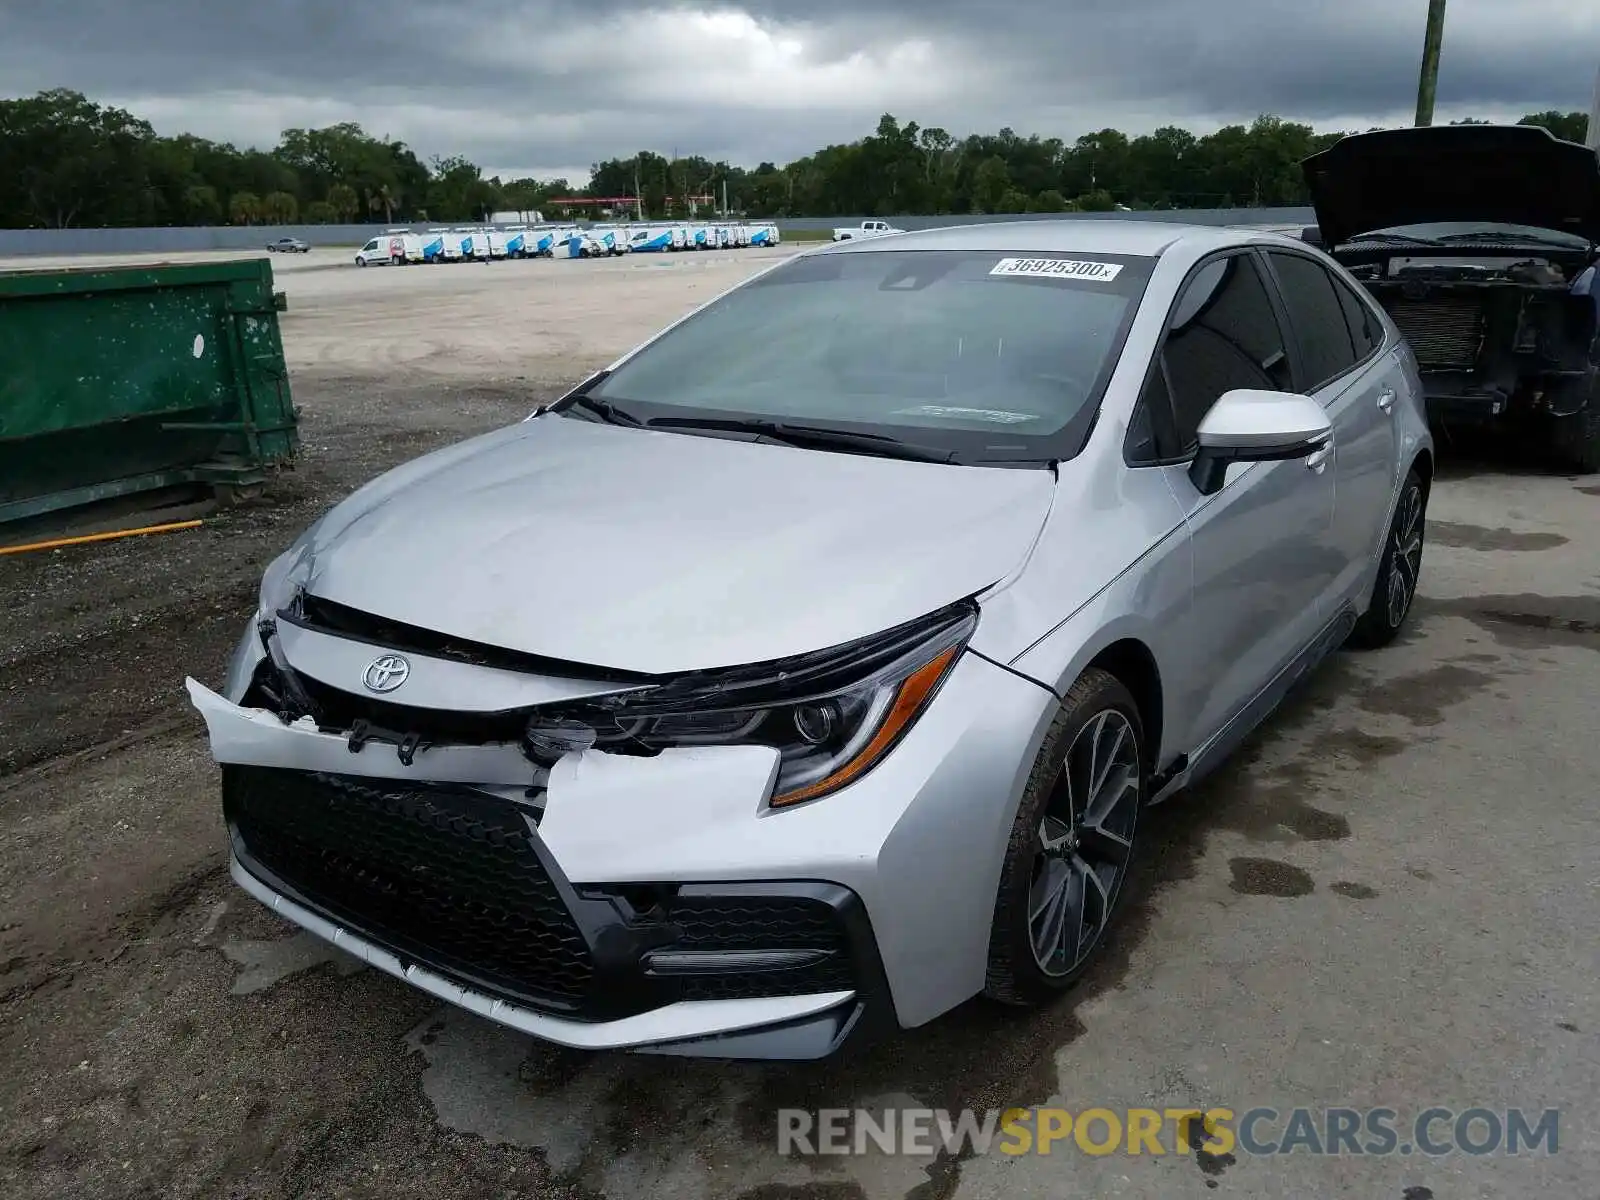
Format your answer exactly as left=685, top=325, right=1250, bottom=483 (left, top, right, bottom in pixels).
left=1348, top=467, right=1426, bottom=650
left=984, top=668, right=1144, bottom=1006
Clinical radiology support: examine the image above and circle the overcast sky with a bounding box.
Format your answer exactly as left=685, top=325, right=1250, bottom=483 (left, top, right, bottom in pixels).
left=3, top=1, right=1596, bottom=182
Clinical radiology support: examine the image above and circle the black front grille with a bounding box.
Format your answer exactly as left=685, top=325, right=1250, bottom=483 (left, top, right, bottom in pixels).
left=225, top=765, right=872, bottom=1022
left=1385, top=298, right=1486, bottom=369
left=668, top=895, right=856, bottom=1001
left=225, top=766, right=595, bottom=1010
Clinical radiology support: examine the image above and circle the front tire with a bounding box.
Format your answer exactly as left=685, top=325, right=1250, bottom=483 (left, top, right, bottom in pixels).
left=1546, top=399, right=1600, bottom=474
left=985, top=669, right=1144, bottom=1006
left=1347, top=467, right=1426, bottom=649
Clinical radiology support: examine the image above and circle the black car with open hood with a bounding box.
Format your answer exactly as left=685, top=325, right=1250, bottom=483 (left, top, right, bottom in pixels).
left=1301, top=124, right=1600, bottom=472
left=1303, top=124, right=1600, bottom=249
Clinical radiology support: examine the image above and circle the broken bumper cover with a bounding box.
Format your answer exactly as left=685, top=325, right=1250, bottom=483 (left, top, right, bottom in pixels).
left=227, top=854, right=875, bottom=1060
left=210, top=747, right=894, bottom=1059
left=187, top=639, right=1056, bottom=1057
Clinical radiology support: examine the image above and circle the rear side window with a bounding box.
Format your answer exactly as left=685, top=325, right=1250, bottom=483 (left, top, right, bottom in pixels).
left=1160, top=254, right=1293, bottom=447
left=1332, top=274, right=1383, bottom=359
left=1267, top=252, right=1358, bottom=391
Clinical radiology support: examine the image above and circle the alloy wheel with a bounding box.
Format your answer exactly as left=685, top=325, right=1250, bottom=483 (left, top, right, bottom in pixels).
left=1386, top=483, right=1424, bottom=627
left=1028, top=710, right=1140, bottom=977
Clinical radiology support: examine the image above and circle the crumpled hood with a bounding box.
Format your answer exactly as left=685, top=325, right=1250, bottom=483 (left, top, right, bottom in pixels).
left=1303, top=124, right=1600, bottom=248
left=289, top=414, right=1056, bottom=675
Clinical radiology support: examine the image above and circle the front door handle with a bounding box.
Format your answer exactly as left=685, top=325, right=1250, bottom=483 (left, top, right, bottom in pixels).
left=1377, top=388, right=1396, bottom=413
left=1305, top=443, right=1333, bottom=473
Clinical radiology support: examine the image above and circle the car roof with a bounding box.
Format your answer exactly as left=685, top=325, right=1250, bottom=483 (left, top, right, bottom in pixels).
left=816, top=218, right=1270, bottom=259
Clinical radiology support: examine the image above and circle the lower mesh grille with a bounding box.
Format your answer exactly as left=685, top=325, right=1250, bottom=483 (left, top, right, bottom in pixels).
left=1384, top=298, right=1486, bottom=369
left=668, top=896, right=856, bottom=1000
left=225, top=766, right=596, bottom=1010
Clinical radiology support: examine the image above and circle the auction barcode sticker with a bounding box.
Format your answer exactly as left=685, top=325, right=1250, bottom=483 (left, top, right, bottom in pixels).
left=989, top=257, right=1123, bottom=281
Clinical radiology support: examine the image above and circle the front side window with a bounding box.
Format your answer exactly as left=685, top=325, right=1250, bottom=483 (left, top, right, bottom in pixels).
left=1159, top=254, right=1292, bottom=447
left=1266, top=251, right=1358, bottom=391
left=362, top=239, right=379, bottom=252
left=585, top=249, right=1157, bottom=463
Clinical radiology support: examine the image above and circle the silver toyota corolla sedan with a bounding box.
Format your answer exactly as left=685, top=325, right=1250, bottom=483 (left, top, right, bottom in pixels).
left=188, top=220, right=1432, bottom=1060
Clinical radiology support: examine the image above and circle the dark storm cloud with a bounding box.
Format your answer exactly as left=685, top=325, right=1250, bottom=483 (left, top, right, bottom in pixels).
left=2, top=0, right=1594, bottom=177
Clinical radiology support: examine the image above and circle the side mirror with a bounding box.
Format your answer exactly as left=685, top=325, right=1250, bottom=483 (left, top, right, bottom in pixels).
left=1300, top=225, right=1324, bottom=247
left=1189, top=389, right=1332, bottom=495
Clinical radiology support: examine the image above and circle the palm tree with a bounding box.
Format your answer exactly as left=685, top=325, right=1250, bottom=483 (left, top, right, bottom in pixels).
left=326, top=183, right=359, bottom=222
left=262, top=191, right=298, bottom=223
left=228, top=191, right=262, bottom=225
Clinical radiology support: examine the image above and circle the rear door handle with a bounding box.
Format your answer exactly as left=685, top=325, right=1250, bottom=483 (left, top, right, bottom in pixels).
left=1305, top=443, right=1333, bottom=472
left=1377, top=388, right=1396, bottom=413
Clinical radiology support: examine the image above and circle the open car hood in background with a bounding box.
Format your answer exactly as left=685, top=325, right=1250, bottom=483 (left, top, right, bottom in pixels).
left=1302, top=124, right=1600, bottom=248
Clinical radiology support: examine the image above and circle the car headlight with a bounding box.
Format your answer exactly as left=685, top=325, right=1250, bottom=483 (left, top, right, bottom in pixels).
left=527, top=602, right=978, bottom=807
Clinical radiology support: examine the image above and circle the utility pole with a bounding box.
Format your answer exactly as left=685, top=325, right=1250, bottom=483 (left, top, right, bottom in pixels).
left=1587, top=63, right=1600, bottom=150
left=1414, top=0, right=1448, bottom=127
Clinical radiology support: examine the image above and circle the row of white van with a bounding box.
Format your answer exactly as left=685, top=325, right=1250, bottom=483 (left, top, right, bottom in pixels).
left=354, top=222, right=782, bottom=266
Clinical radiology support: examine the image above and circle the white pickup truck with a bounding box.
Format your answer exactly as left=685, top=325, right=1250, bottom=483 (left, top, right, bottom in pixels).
left=831, top=219, right=905, bottom=241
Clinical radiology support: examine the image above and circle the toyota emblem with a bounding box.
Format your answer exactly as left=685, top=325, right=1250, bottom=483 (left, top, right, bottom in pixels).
left=363, top=654, right=410, bottom=693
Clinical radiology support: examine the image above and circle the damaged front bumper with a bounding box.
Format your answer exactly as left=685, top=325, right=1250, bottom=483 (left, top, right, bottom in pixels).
left=187, top=613, right=1057, bottom=1059
left=227, top=852, right=865, bottom=1058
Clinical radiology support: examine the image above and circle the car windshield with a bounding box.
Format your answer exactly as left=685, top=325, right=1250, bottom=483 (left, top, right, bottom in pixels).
left=583, top=248, right=1155, bottom=463
left=1354, top=221, right=1589, bottom=249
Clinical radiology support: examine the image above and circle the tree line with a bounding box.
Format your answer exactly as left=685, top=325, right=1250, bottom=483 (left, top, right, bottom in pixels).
left=0, top=89, right=1588, bottom=229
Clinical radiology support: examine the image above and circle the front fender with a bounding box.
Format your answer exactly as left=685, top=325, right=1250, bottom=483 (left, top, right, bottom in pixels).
left=994, top=525, right=1194, bottom=773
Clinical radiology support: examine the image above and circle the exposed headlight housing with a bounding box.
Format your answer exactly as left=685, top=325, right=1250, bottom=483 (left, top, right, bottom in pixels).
left=525, top=601, right=977, bottom=807
left=258, top=540, right=317, bottom=617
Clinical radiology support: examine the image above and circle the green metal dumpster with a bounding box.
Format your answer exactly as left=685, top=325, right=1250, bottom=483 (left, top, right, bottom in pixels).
left=0, top=256, right=298, bottom=526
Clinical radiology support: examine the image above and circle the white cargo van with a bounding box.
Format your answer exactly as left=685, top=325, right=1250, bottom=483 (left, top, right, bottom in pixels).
left=355, top=232, right=422, bottom=266
left=422, top=229, right=463, bottom=262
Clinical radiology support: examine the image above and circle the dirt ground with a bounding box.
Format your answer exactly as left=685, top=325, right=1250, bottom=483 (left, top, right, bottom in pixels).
left=2, top=246, right=1597, bottom=1200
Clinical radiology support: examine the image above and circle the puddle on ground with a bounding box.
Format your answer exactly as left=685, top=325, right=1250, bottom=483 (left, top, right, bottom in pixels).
left=1228, top=858, right=1315, bottom=897
left=1417, top=594, right=1600, bottom=652
left=1355, top=664, right=1495, bottom=727
left=1426, top=521, right=1567, bottom=552
left=1330, top=882, right=1379, bottom=900
left=220, top=931, right=365, bottom=995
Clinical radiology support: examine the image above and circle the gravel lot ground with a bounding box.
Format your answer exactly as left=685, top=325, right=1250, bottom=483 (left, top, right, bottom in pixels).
left=1, top=245, right=1596, bottom=1200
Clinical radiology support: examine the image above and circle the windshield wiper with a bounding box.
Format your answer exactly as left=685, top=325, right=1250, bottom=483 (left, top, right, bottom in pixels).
left=563, top=393, right=644, bottom=427
left=644, top=415, right=956, bottom=463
